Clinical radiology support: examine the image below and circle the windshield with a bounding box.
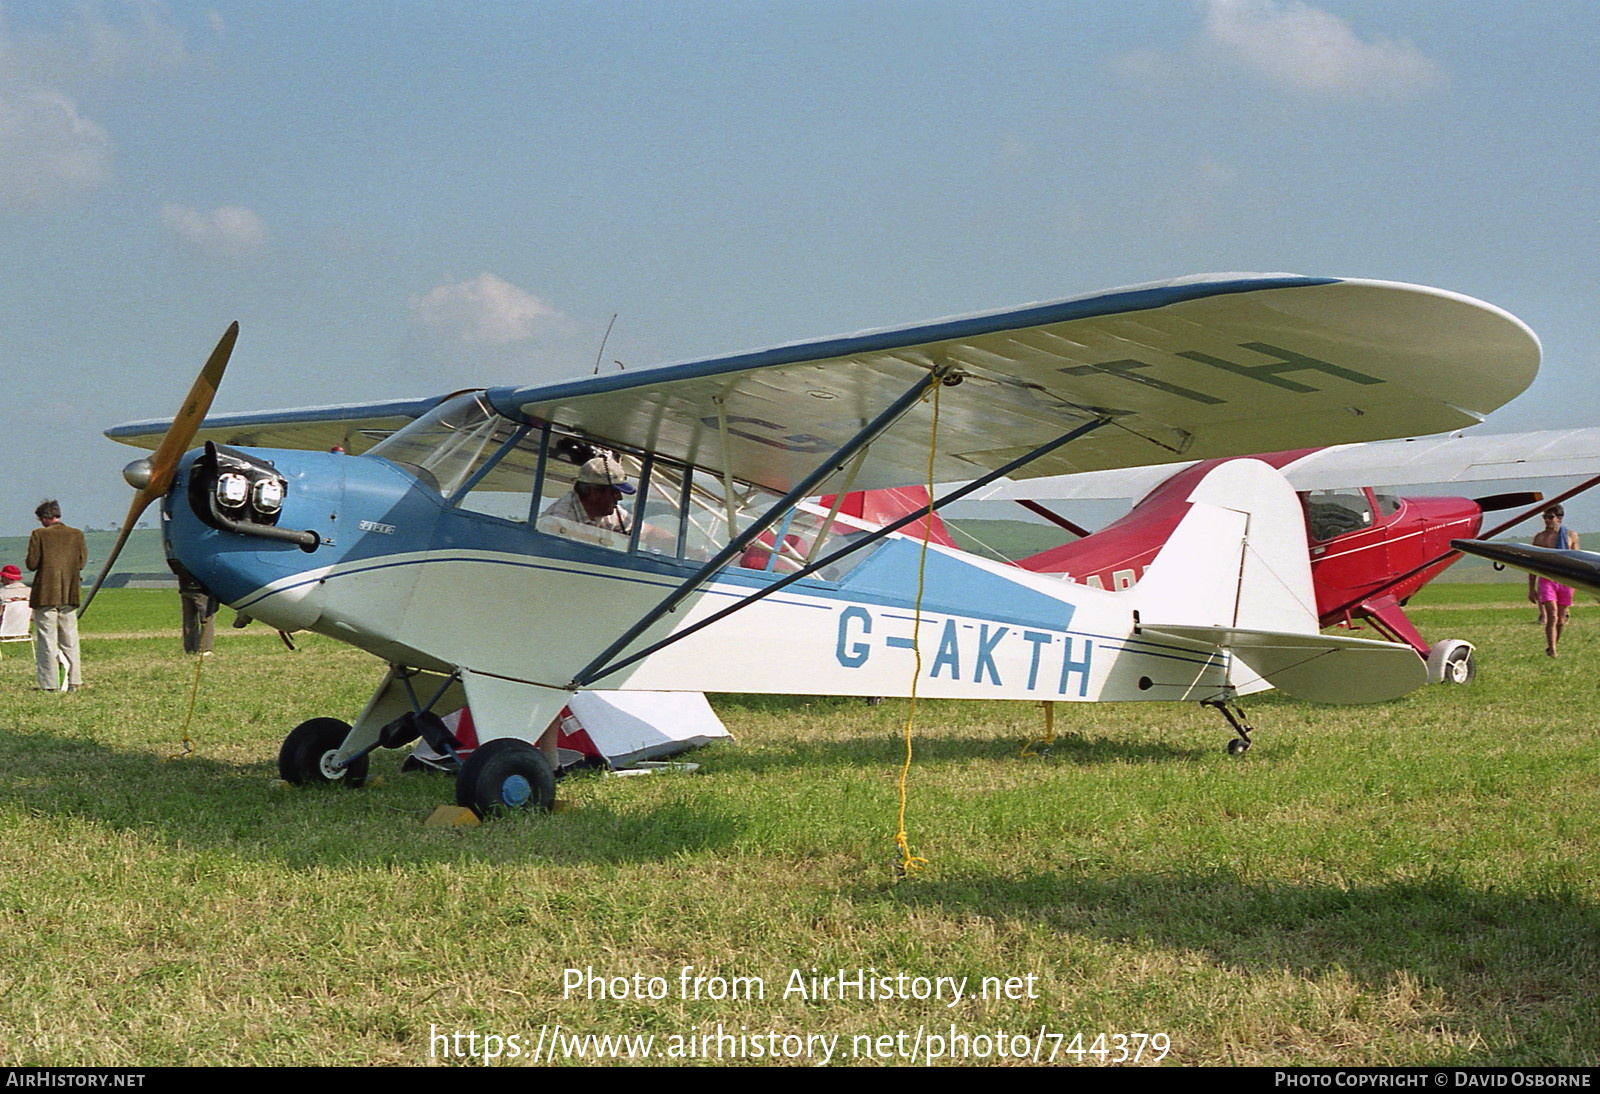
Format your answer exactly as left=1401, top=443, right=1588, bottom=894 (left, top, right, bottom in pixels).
left=367, top=392, right=521, bottom=497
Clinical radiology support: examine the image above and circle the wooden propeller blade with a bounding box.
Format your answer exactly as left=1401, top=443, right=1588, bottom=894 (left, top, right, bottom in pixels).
left=144, top=321, right=238, bottom=498
left=80, top=322, right=239, bottom=617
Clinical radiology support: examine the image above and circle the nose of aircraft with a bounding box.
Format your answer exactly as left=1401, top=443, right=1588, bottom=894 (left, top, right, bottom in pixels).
left=81, top=322, right=239, bottom=616
left=162, top=444, right=343, bottom=631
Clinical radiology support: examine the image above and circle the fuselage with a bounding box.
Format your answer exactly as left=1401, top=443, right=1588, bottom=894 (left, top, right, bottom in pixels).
left=161, top=400, right=1242, bottom=707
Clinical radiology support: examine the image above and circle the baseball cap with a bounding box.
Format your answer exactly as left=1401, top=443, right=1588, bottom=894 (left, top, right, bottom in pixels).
left=575, top=456, right=635, bottom=495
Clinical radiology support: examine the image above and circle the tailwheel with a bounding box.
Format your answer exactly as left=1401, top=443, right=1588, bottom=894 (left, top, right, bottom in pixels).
left=1441, top=645, right=1476, bottom=685
left=1427, top=639, right=1477, bottom=685
left=1201, top=694, right=1255, bottom=758
left=455, top=738, right=556, bottom=818
left=278, top=717, right=368, bottom=787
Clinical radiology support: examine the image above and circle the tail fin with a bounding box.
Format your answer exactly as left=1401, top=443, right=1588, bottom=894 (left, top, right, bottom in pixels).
left=1131, top=459, right=1425, bottom=704
left=1129, top=459, right=1318, bottom=633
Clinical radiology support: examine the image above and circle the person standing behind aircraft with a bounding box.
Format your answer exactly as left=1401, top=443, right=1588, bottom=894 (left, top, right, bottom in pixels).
left=26, top=500, right=86, bottom=691
left=1530, top=503, right=1580, bottom=658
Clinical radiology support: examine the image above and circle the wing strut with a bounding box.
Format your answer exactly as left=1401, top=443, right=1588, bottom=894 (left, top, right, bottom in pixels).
left=1014, top=498, right=1093, bottom=539
left=565, top=364, right=956, bottom=690
left=572, top=414, right=1113, bottom=688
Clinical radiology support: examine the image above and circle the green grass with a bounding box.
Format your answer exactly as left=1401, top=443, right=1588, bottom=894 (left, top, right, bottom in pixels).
left=944, top=518, right=1073, bottom=561
left=71, top=588, right=242, bottom=634
left=0, top=587, right=1596, bottom=1066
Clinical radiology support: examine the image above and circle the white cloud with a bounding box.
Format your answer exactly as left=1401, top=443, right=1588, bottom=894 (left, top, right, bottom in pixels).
left=1201, top=0, right=1445, bottom=96
left=408, top=273, right=564, bottom=345
left=0, top=89, right=110, bottom=204
left=1113, top=1, right=1446, bottom=100
left=0, top=2, right=203, bottom=89
left=160, top=205, right=268, bottom=259
left=0, top=5, right=216, bottom=206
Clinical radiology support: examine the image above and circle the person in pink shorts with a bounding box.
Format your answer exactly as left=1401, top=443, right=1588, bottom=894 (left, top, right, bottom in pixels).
left=1530, top=504, right=1580, bottom=657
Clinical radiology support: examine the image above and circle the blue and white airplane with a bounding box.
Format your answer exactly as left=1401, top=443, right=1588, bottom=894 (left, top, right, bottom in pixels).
left=100, top=274, right=1540, bottom=817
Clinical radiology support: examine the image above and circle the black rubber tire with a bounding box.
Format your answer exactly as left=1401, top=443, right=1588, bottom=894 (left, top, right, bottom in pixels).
left=455, top=738, right=556, bottom=818
left=278, top=717, right=368, bottom=787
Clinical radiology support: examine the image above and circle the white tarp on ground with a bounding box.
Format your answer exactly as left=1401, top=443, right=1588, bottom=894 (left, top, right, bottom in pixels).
left=559, top=691, right=732, bottom=768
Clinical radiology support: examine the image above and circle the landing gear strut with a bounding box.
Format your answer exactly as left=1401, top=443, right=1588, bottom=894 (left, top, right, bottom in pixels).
left=276, top=666, right=468, bottom=791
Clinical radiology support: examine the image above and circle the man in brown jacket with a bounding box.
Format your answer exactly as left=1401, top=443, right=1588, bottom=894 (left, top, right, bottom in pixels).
left=26, top=499, right=86, bottom=692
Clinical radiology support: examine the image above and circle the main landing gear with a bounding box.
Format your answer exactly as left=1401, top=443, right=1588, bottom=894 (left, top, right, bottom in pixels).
left=275, top=666, right=564, bottom=819
left=278, top=718, right=369, bottom=787
left=276, top=709, right=557, bottom=818
left=455, top=739, right=557, bottom=817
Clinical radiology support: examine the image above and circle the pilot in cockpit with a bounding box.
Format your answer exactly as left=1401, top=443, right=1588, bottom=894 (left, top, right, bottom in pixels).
left=541, top=455, right=635, bottom=534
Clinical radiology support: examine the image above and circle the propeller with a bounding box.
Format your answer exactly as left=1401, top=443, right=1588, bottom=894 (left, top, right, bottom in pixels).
left=1472, top=490, right=1544, bottom=514
left=80, top=322, right=239, bottom=617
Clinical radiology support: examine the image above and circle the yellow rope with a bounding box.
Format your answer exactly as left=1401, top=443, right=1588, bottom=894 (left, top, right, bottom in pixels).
left=894, top=377, right=940, bottom=879
left=1017, top=703, right=1056, bottom=754
left=1020, top=700, right=1057, bottom=757
left=164, top=652, right=206, bottom=761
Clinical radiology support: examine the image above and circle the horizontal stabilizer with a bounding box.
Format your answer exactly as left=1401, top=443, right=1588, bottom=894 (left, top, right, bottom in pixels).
left=1141, top=624, right=1428, bottom=704
left=1452, top=539, right=1600, bottom=596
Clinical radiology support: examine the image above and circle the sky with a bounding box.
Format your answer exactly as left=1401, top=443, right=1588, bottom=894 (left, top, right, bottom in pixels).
left=2, top=0, right=1598, bottom=536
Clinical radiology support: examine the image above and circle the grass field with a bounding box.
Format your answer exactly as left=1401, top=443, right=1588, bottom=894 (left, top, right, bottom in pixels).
left=0, top=586, right=1595, bottom=1067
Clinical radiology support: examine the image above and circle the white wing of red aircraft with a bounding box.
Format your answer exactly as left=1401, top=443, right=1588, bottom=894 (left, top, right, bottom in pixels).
left=102, top=273, right=1539, bottom=816
left=969, top=427, right=1600, bottom=502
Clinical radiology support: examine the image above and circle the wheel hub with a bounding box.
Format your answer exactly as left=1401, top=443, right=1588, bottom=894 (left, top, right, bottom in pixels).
left=317, top=749, right=347, bottom=781
left=500, top=774, right=533, bottom=807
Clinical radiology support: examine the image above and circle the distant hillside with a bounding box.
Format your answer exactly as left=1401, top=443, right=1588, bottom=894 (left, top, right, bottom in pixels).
left=943, top=518, right=1071, bottom=562
left=0, top=527, right=169, bottom=583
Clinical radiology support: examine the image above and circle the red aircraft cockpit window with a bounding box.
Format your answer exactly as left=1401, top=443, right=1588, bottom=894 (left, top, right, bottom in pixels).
left=1373, top=492, right=1401, bottom=518
left=1304, top=489, right=1375, bottom=542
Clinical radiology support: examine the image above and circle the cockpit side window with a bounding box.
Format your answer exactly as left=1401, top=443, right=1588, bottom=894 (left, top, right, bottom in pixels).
left=452, top=427, right=541, bottom=522
left=523, top=426, right=879, bottom=577
left=1304, top=489, right=1375, bottom=541
left=532, top=435, right=646, bottom=553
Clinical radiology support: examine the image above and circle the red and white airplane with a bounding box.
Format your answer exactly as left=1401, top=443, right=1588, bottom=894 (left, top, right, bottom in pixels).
left=963, top=429, right=1600, bottom=684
